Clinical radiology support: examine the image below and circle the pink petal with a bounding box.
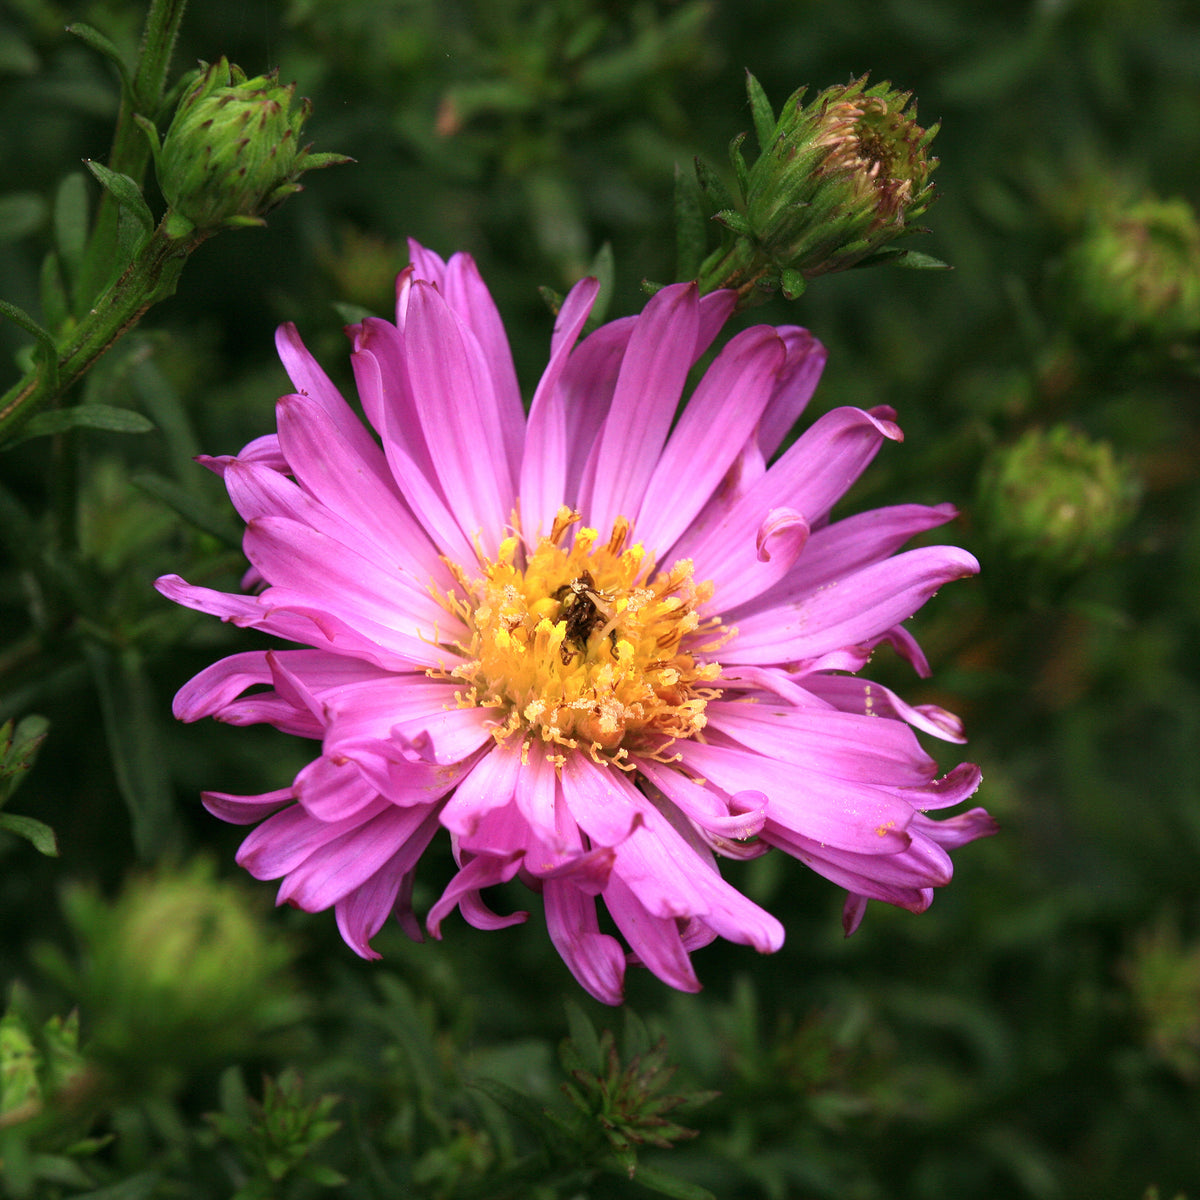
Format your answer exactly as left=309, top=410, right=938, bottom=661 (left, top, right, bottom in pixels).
left=721, top=546, right=980, bottom=665
left=438, top=741, right=523, bottom=838
left=426, top=852, right=525, bottom=937
left=680, top=407, right=904, bottom=611
left=584, top=282, right=700, bottom=537
left=275, top=391, right=450, bottom=583
left=202, top=787, right=294, bottom=825
left=277, top=802, right=445, bottom=911
left=675, top=740, right=914, bottom=853
left=704, top=700, right=938, bottom=785
left=333, top=808, right=443, bottom=957
left=520, top=276, right=601, bottom=538
left=757, top=327, right=828, bottom=458
left=544, top=878, right=626, bottom=1005
left=635, top=325, right=786, bottom=552
left=402, top=281, right=516, bottom=552
left=603, top=874, right=700, bottom=993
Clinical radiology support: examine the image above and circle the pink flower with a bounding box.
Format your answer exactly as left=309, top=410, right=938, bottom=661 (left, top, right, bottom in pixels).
left=157, top=242, right=995, bottom=1004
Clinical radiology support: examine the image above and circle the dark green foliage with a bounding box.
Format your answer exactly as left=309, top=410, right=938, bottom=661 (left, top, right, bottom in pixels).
left=3, top=0, right=1200, bottom=1197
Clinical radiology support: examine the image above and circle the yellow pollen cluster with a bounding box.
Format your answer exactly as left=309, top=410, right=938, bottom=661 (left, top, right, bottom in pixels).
left=438, top=507, right=725, bottom=764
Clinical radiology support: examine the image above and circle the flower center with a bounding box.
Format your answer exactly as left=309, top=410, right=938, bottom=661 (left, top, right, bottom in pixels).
left=441, top=507, right=724, bottom=764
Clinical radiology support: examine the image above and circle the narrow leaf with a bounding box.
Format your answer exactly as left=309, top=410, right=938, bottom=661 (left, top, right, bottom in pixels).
left=711, top=208, right=752, bottom=238
left=0, top=812, right=60, bottom=857
left=66, top=22, right=132, bottom=92
left=629, top=1162, right=717, bottom=1200
left=0, top=299, right=56, bottom=356
left=0, top=193, right=47, bottom=243
left=130, top=357, right=201, bottom=466
left=745, top=71, right=777, bottom=153
left=40, top=250, right=70, bottom=333
left=692, top=157, right=737, bottom=213
left=0, top=714, right=50, bottom=799
left=83, top=644, right=178, bottom=859
left=890, top=249, right=953, bottom=270
left=564, top=1000, right=603, bottom=1073
left=54, top=172, right=89, bottom=296
left=131, top=471, right=240, bottom=546
left=84, top=161, right=155, bottom=234
left=586, top=241, right=615, bottom=327
left=854, top=247, right=952, bottom=271
left=674, top=164, right=707, bottom=282
left=7, top=404, right=154, bottom=447
left=728, top=132, right=750, bottom=203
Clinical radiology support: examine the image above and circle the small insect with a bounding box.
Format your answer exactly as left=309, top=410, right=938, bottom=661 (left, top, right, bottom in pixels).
left=553, top=572, right=618, bottom=663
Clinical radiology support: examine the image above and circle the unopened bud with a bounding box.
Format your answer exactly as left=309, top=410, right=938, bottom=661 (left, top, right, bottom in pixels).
left=692, top=74, right=942, bottom=305
left=42, top=861, right=298, bottom=1090
left=978, top=426, right=1139, bottom=574
left=146, top=58, right=349, bottom=236
left=747, top=75, right=938, bottom=277
left=1061, top=196, right=1200, bottom=348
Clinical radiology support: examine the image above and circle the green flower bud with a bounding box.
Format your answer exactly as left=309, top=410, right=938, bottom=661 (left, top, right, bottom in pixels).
left=689, top=74, right=943, bottom=305
left=977, top=426, right=1139, bottom=575
left=745, top=75, right=938, bottom=279
left=147, top=57, right=349, bottom=236
left=42, top=860, right=299, bottom=1092
left=1061, top=196, right=1200, bottom=348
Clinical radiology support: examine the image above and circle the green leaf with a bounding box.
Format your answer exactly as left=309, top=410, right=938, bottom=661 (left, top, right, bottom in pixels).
left=0, top=714, right=50, bottom=802
left=711, top=208, right=752, bottom=238
left=692, top=157, right=737, bottom=214
left=6, top=404, right=154, bottom=447
left=84, top=161, right=154, bottom=235
left=0, top=193, right=47, bottom=243
left=131, top=471, right=239, bottom=546
left=129, top=356, right=201, bottom=467
left=674, top=164, right=707, bottom=283
left=469, top=1077, right=571, bottom=1151
left=890, top=249, right=953, bottom=271
left=66, top=22, right=131, bottom=93
left=72, top=1170, right=161, bottom=1200
left=54, top=172, right=89, bottom=300
left=0, top=299, right=56, bottom=358
left=0, top=299, right=58, bottom=397
left=745, top=71, right=777, bottom=153
left=0, top=812, right=59, bottom=857
left=40, top=250, right=70, bottom=334
left=564, top=1000, right=603, bottom=1073
left=586, top=241, right=615, bottom=328
left=728, top=132, right=750, bottom=204
left=83, top=644, right=178, bottom=859
left=628, top=1162, right=716, bottom=1200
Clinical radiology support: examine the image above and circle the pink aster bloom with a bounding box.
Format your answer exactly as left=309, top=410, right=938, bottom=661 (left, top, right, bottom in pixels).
left=157, top=242, right=995, bottom=1004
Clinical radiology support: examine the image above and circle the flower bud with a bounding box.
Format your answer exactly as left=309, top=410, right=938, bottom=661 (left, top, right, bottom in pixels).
left=977, top=426, right=1139, bottom=574
left=41, top=861, right=299, bottom=1091
left=148, top=58, right=349, bottom=236
left=745, top=75, right=939, bottom=279
left=1060, top=196, right=1200, bottom=348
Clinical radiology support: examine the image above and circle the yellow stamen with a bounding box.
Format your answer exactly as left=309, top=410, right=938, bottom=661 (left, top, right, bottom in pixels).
left=433, top=506, right=726, bottom=765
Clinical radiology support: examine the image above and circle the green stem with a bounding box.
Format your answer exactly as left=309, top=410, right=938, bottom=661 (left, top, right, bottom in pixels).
left=694, top=236, right=775, bottom=308
left=0, top=222, right=206, bottom=446
left=76, top=0, right=189, bottom=307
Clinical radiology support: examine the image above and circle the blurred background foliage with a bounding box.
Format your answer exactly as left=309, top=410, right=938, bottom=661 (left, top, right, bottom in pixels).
left=2, top=0, right=1200, bottom=1196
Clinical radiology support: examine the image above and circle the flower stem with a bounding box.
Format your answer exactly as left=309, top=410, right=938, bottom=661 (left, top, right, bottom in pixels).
left=0, top=223, right=205, bottom=446
left=76, top=0, right=189, bottom=308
